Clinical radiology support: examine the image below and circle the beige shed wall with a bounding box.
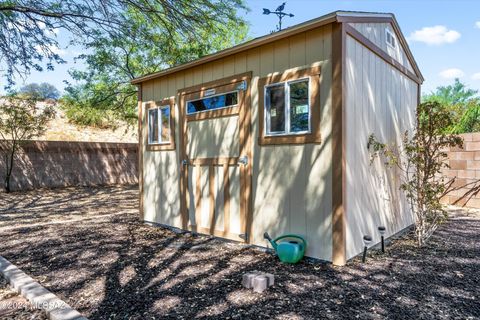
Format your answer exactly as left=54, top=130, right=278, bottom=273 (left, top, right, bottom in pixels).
left=141, top=25, right=334, bottom=261
left=350, top=22, right=414, bottom=74
left=344, top=34, right=418, bottom=260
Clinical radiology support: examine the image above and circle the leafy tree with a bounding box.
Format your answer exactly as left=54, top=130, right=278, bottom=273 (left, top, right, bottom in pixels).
left=423, top=79, right=480, bottom=133
left=0, top=0, right=247, bottom=87
left=61, top=6, right=249, bottom=126
left=451, top=99, right=480, bottom=134
left=423, top=78, right=478, bottom=106
left=368, top=101, right=480, bottom=246
left=0, top=96, right=54, bottom=192
left=19, top=82, right=60, bottom=100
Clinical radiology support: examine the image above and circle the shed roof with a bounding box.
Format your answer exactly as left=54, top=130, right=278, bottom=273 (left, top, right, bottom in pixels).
left=131, top=11, right=423, bottom=84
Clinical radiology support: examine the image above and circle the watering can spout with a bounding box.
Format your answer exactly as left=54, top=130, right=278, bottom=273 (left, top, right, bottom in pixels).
left=263, top=232, right=278, bottom=250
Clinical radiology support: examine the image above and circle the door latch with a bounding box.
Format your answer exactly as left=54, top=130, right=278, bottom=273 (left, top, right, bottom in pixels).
left=182, top=159, right=188, bottom=166
left=238, top=156, right=248, bottom=166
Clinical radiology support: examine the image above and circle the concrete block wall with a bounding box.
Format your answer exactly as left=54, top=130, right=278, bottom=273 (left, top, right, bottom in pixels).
left=442, top=133, right=480, bottom=208
left=0, top=141, right=138, bottom=192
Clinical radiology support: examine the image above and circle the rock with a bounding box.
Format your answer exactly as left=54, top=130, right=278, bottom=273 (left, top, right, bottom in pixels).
left=252, top=275, right=268, bottom=293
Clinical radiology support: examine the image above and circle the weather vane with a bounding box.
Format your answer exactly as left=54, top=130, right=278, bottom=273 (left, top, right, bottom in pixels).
left=262, top=2, right=294, bottom=32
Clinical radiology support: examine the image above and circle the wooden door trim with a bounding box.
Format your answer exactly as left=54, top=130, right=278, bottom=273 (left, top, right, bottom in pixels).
left=178, top=72, right=253, bottom=241
left=178, top=72, right=252, bottom=96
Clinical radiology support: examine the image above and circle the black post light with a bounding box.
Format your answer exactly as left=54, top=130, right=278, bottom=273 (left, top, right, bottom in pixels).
left=378, top=226, right=386, bottom=253
left=262, top=2, right=294, bottom=31
left=362, top=235, right=372, bottom=263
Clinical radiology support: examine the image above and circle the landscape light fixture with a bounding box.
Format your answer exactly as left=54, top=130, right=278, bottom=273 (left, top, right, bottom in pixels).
left=262, top=2, right=294, bottom=31
left=362, top=235, right=372, bottom=263
left=378, top=226, right=386, bottom=253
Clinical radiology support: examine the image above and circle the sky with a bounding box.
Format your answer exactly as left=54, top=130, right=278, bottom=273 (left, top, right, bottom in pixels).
left=4, top=0, right=480, bottom=95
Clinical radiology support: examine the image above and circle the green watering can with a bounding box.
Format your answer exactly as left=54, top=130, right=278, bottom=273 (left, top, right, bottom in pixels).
left=264, top=232, right=307, bottom=264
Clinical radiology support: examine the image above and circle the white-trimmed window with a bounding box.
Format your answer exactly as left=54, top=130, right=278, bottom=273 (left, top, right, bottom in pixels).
left=186, top=91, right=238, bottom=115
left=386, top=29, right=396, bottom=49
left=148, top=105, right=171, bottom=144
left=265, top=78, right=310, bottom=136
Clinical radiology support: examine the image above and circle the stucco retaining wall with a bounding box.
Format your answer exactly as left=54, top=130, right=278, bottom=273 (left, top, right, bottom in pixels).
left=0, top=141, right=138, bottom=192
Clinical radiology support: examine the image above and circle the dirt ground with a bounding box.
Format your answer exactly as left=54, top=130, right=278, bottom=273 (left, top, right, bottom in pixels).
left=0, top=186, right=479, bottom=319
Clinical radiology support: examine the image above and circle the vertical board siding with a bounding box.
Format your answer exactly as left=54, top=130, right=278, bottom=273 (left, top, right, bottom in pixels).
left=350, top=22, right=414, bottom=74
left=142, top=26, right=334, bottom=261
left=344, top=35, right=417, bottom=260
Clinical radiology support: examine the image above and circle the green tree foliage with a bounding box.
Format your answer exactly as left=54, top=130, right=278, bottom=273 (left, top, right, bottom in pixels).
left=0, top=0, right=247, bottom=87
left=453, top=99, right=480, bottom=133
left=19, top=82, right=60, bottom=100
left=0, top=96, right=54, bottom=192
left=61, top=3, right=249, bottom=127
left=423, top=79, right=480, bottom=133
left=368, top=101, right=480, bottom=246
left=423, top=78, right=478, bottom=105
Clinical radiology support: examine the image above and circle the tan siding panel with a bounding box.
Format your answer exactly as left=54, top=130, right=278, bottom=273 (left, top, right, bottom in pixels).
left=289, top=33, right=306, bottom=67
left=350, top=22, right=414, bottom=73
left=223, top=56, right=235, bottom=77
left=344, top=34, right=417, bottom=260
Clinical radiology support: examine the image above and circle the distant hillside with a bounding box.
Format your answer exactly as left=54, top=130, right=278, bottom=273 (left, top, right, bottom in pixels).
left=36, top=101, right=137, bottom=143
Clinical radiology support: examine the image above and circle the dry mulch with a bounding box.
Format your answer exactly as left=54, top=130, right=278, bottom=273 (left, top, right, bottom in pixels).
left=0, top=186, right=479, bottom=319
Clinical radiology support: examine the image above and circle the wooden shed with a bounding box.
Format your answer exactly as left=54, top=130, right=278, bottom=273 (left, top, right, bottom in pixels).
left=131, top=11, right=423, bottom=265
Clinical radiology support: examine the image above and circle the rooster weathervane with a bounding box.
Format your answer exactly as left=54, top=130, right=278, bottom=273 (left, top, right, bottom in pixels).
left=262, top=2, right=294, bottom=32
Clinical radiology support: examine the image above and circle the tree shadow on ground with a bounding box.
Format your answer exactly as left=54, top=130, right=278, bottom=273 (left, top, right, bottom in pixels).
left=0, top=186, right=478, bottom=319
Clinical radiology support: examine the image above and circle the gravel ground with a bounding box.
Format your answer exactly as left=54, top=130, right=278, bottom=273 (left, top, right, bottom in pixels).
left=0, top=186, right=479, bottom=319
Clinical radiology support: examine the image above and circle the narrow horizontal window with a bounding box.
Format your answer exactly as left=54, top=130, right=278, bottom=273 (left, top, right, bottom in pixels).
left=187, top=91, right=238, bottom=115
left=265, top=78, right=310, bottom=136
left=148, top=105, right=171, bottom=145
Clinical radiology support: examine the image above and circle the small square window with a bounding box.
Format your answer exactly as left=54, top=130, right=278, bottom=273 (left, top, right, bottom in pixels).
left=265, top=78, right=310, bottom=136
left=386, top=29, right=396, bottom=49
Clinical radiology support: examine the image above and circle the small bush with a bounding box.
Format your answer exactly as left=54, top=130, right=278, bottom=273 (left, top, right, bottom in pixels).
left=61, top=103, right=117, bottom=129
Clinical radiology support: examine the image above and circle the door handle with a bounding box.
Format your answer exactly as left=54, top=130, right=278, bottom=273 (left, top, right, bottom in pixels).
left=238, top=156, right=248, bottom=166
left=182, top=159, right=188, bottom=166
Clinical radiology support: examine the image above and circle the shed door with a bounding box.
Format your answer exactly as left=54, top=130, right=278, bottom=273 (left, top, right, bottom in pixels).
left=179, top=74, right=252, bottom=242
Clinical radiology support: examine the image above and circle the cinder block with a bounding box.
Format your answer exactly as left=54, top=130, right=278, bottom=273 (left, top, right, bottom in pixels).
left=264, top=273, right=275, bottom=287
left=445, top=170, right=458, bottom=178
left=467, top=160, right=480, bottom=170
left=465, top=142, right=480, bottom=151
left=242, top=272, right=260, bottom=289
left=456, top=152, right=475, bottom=161
left=458, top=170, right=476, bottom=179
left=462, top=133, right=473, bottom=142
left=252, top=275, right=268, bottom=293
left=449, top=160, right=467, bottom=170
